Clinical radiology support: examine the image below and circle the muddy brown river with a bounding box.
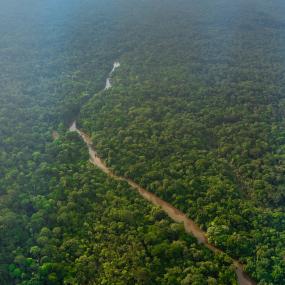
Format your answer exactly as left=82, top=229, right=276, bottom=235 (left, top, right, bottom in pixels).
left=68, top=62, right=256, bottom=285
left=69, top=122, right=255, bottom=285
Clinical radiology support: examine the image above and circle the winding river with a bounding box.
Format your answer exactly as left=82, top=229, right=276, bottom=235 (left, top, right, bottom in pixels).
left=69, top=62, right=256, bottom=285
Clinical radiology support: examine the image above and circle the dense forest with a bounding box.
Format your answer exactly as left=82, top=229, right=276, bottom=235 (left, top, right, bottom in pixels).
left=0, top=0, right=285, bottom=284
left=78, top=0, right=285, bottom=284
left=2, top=129, right=237, bottom=284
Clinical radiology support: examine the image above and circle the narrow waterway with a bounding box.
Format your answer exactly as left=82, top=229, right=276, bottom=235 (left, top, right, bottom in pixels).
left=69, top=62, right=256, bottom=285
left=105, top=61, right=120, bottom=90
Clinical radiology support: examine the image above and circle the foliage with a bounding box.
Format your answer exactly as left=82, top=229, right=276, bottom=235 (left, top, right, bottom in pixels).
left=1, top=0, right=285, bottom=284
left=0, top=0, right=240, bottom=284
left=78, top=0, right=285, bottom=283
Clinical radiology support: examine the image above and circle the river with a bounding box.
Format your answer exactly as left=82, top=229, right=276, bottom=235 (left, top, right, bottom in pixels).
left=68, top=62, right=256, bottom=285
left=105, top=61, right=120, bottom=90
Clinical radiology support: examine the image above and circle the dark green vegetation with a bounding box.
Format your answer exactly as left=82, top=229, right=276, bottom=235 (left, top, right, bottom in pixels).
left=78, top=0, right=285, bottom=284
left=0, top=0, right=241, bottom=284
left=2, top=132, right=236, bottom=284
left=1, top=0, right=285, bottom=284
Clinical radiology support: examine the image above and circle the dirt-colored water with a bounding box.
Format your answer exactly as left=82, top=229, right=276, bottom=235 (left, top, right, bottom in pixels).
left=69, top=121, right=256, bottom=285
left=68, top=61, right=256, bottom=285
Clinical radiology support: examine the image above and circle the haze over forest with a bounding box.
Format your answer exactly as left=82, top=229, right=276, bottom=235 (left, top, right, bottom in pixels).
left=0, top=0, right=285, bottom=284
